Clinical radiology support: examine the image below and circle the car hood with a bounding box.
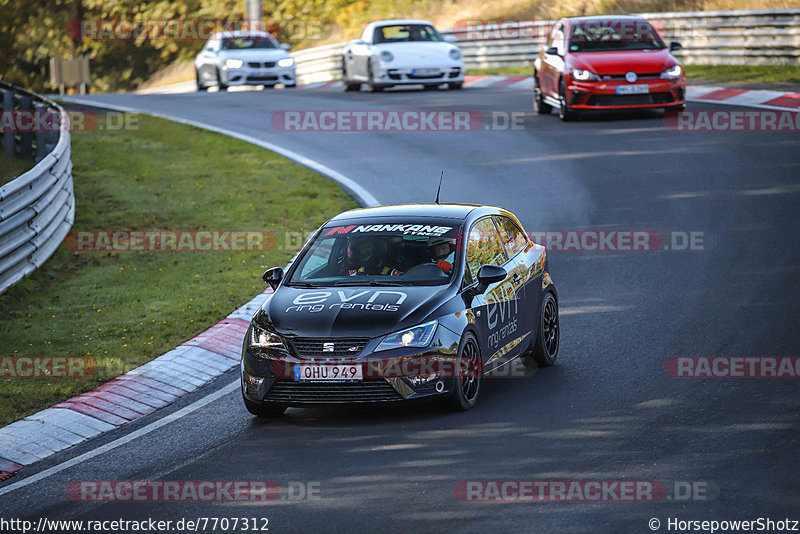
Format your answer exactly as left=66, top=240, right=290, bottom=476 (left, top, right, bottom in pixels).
left=261, top=284, right=454, bottom=338
left=218, top=48, right=289, bottom=61
left=374, top=42, right=459, bottom=62
left=570, top=49, right=674, bottom=75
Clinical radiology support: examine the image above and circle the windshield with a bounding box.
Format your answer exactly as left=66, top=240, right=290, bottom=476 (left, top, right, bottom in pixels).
left=568, top=20, right=665, bottom=52
left=221, top=37, right=277, bottom=50
left=374, top=24, right=444, bottom=44
left=287, top=220, right=462, bottom=287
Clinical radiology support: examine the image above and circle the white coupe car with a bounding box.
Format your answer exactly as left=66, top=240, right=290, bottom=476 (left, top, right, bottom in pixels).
left=342, top=20, right=465, bottom=92
left=195, top=31, right=296, bottom=91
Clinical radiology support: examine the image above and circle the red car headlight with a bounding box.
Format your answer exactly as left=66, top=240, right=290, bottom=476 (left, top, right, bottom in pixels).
left=572, top=69, right=600, bottom=82
left=660, top=65, right=683, bottom=80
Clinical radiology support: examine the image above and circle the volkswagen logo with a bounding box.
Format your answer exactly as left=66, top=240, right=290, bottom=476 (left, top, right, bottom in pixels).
left=625, top=72, right=638, bottom=83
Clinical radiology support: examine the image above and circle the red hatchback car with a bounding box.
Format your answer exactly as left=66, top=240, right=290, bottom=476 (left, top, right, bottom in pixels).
left=533, top=16, right=686, bottom=120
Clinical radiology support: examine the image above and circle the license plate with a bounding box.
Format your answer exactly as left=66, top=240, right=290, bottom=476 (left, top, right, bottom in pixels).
left=294, top=364, right=362, bottom=381
left=616, top=84, right=650, bottom=95
left=413, top=68, right=440, bottom=76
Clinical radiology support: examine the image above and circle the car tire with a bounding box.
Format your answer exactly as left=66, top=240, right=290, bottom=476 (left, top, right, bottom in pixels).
left=342, top=57, right=361, bottom=92
left=195, top=69, right=207, bottom=92
left=284, top=83, right=297, bottom=88
left=368, top=64, right=384, bottom=92
left=446, top=332, right=483, bottom=411
left=215, top=67, right=228, bottom=91
left=448, top=82, right=463, bottom=90
left=243, top=394, right=287, bottom=418
left=525, top=291, right=560, bottom=367
left=533, top=72, right=552, bottom=114
left=558, top=78, right=575, bottom=121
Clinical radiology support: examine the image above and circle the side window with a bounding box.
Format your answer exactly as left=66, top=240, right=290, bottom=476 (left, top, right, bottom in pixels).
left=466, top=218, right=507, bottom=281
left=494, top=216, right=527, bottom=258
left=299, top=237, right=335, bottom=278
left=548, top=24, right=560, bottom=46
left=554, top=26, right=566, bottom=55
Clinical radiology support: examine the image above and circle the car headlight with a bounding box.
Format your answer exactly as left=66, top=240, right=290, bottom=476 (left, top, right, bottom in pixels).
left=247, top=322, right=288, bottom=359
left=661, top=65, right=682, bottom=79
left=277, top=57, right=294, bottom=68
left=380, top=50, right=394, bottom=63
left=375, top=320, right=438, bottom=352
left=224, top=58, right=243, bottom=69
left=572, top=69, right=599, bottom=81
left=449, top=48, right=461, bottom=60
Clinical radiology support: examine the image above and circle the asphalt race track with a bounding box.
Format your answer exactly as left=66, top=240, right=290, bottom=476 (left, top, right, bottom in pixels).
left=2, top=85, right=799, bottom=532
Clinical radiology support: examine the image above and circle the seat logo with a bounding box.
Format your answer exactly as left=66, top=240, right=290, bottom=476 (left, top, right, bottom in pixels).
left=323, top=343, right=335, bottom=352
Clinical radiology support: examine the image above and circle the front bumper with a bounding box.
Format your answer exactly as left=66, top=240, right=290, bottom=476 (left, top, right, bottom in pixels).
left=241, top=327, right=464, bottom=406
left=222, top=65, right=296, bottom=86
left=567, top=78, right=685, bottom=109
left=373, top=63, right=465, bottom=86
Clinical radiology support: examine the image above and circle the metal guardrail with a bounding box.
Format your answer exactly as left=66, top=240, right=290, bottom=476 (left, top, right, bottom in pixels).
left=0, top=81, right=75, bottom=294
left=290, top=9, right=800, bottom=84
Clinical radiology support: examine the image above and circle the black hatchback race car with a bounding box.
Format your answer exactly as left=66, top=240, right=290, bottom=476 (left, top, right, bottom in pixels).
left=241, top=204, right=559, bottom=416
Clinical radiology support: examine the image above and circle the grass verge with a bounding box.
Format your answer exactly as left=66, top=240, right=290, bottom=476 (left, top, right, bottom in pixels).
left=0, top=113, right=357, bottom=427
left=0, top=153, right=34, bottom=187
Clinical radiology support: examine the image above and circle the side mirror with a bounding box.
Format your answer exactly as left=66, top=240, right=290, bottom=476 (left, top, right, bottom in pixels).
left=262, top=267, right=284, bottom=289
left=545, top=46, right=559, bottom=56
left=477, top=264, right=507, bottom=289
left=280, top=43, right=291, bottom=51
left=669, top=41, right=682, bottom=51
left=443, top=34, right=457, bottom=43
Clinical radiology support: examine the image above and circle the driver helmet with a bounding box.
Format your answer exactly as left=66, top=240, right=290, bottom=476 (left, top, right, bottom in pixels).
left=347, top=236, right=386, bottom=267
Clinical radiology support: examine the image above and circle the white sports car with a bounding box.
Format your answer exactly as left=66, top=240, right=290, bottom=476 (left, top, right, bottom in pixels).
left=342, top=19, right=465, bottom=92
left=195, top=31, right=296, bottom=91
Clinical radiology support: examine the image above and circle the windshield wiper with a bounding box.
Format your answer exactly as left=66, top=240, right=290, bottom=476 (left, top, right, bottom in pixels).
left=286, top=282, right=325, bottom=288
left=331, top=280, right=405, bottom=287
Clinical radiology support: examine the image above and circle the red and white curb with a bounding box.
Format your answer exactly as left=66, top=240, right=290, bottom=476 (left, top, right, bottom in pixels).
left=0, top=288, right=273, bottom=481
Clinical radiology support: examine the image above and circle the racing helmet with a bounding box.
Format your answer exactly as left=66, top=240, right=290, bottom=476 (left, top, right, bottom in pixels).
left=347, top=236, right=387, bottom=267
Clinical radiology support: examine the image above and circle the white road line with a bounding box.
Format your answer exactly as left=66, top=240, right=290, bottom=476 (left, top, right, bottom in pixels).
left=0, top=380, right=239, bottom=497
left=60, top=97, right=380, bottom=208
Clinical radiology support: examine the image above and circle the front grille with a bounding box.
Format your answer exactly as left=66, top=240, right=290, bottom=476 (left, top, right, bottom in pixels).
left=448, top=69, right=461, bottom=79
left=290, top=338, right=370, bottom=357
left=408, top=72, right=444, bottom=79
left=247, top=75, right=279, bottom=82
left=247, top=61, right=277, bottom=68
left=585, top=92, right=674, bottom=106
left=601, top=73, right=661, bottom=81
left=264, top=380, right=403, bottom=403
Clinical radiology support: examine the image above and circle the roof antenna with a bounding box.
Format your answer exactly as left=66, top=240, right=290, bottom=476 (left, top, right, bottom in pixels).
left=435, top=171, right=443, bottom=204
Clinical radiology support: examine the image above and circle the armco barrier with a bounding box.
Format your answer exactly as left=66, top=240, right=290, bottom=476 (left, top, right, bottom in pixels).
left=290, top=9, right=800, bottom=84
left=0, top=81, right=75, bottom=294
